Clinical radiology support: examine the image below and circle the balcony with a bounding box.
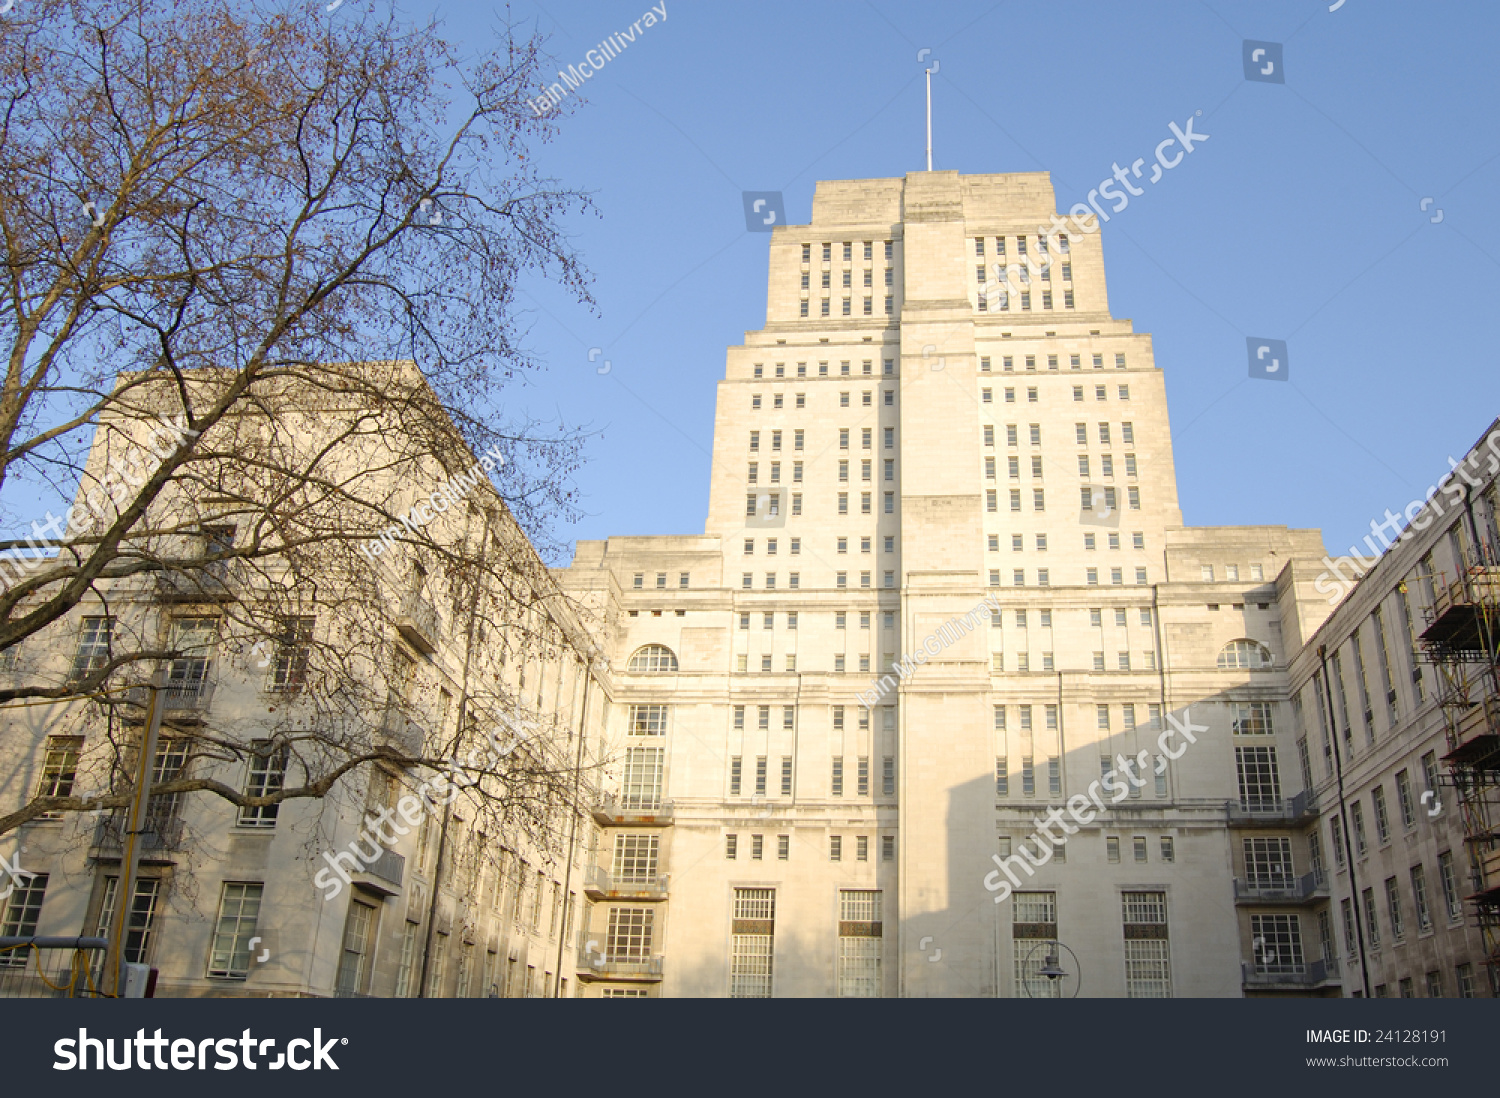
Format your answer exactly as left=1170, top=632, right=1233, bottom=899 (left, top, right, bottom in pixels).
left=92, top=812, right=185, bottom=857
left=377, top=708, right=426, bottom=756
left=1422, top=566, right=1500, bottom=660
left=591, top=795, right=675, bottom=828
left=1226, top=789, right=1319, bottom=826
left=1241, top=957, right=1341, bottom=990
left=1445, top=695, right=1500, bottom=771
left=1233, top=871, right=1328, bottom=905
left=124, top=679, right=215, bottom=721
left=154, top=565, right=234, bottom=603
left=395, top=592, right=441, bottom=656
left=353, top=846, right=405, bottom=895
left=583, top=866, right=669, bottom=902
left=575, top=951, right=664, bottom=983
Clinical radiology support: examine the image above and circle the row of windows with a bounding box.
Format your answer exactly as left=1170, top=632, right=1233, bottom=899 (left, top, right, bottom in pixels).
left=983, top=422, right=1136, bottom=446
left=986, top=565, right=1153, bottom=586
left=975, top=235, right=1070, bottom=257
left=977, top=262, right=1071, bottom=284
left=752, top=360, right=895, bottom=379
left=803, top=241, right=895, bottom=262
left=984, top=485, right=1143, bottom=513
left=979, top=352, right=1126, bottom=372
left=1334, top=853, right=1469, bottom=961
left=744, top=491, right=897, bottom=520
left=738, top=610, right=899, bottom=629
left=731, top=703, right=895, bottom=732
left=802, top=297, right=894, bottom=317
left=977, top=288, right=1073, bottom=311
left=737, top=570, right=897, bottom=592
left=982, top=455, right=1140, bottom=481
left=742, top=536, right=897, bottom=556
left=725, top=834, right=895, bottom=866
left=744, top=425, right=895, bottom=449
left=1328, top=757, right=1444, bottom=870
left=994, top=701, right=1164, bottom=734
left=804, top=268, right=894, bottom=290
left=744, top=392, right=895, bottom=416
left=746, top=459, right=896, bottom=484
left=725, top=755, right=896, bottom=798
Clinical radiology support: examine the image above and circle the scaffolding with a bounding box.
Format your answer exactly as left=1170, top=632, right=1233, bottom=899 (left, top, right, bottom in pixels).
left=1420, top=560, right=1500, bottom=980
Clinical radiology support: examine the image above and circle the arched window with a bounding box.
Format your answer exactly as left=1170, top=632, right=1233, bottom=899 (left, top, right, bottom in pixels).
left=1217, top=639, right=1274, bottom=670
left=627, top=644, right=679, bottom=673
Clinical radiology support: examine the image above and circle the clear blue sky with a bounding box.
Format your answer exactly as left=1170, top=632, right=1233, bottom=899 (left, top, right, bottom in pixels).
left=15, top=1, right=1500, bottom=564
left=447, top=0, right=1500, bottom=562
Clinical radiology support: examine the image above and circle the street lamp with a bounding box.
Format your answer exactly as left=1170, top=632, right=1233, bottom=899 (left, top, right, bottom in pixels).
left=1022, top=939, right=1081, bottom=998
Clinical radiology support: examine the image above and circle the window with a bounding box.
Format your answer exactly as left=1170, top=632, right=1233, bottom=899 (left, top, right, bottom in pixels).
left=1411, top=865, right=1432, bottom=931
left=1385, top=877, right=1405, bottom=942
left=335, top=899, right=377, bottom=995
left=1231, top=702, right=1274, bottom=736
left=837, top=890, right=883, bottom=998
left=1235, top=746, right=1281, bottom=810
left=0, top=874, right=48, bottom=967
left=1244, top=837, right=1295, bottom=886
left=269, top=616, right=314, bottom=691
left=70, top=615, right=114, bottom=682
left=1363, top=887, right=1380, bottom=947
left=1372, top=785, right=1391, bottom=843
left=606, top=907, right=655, bottom=963
left=830, top=835, right=843, bottom=861
left=726, top=833, right=738, bottom=859
left=206, top=882, right=263, bottom=978
left=1351, top=801, right=1368, bottom=856
left=94, top=876, right=159, bottom=967
left=1107, top=836, right=1120, bottom=863
left=883, top=756, right=896, bottom=796
left=1122, top=892, right=1171, bottom=997
left=1160, top=837, right=1175, bottom=862
left=33, top=735, right=82, bottom=818
left=1438, top=851, right=1462, bottom=921
left=1217, top=639, right=1274, bottom=669
left=627, top=645, right=679, bottom=673
left=1251, top=913, right=1305, bottom=975
left=1021, top=757, right=1034, bottom=796
left=238, top=740, right=287, bottom=827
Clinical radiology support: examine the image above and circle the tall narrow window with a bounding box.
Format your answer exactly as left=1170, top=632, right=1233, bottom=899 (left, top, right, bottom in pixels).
left=1121, top=892, right=1171, bottom=997
left=837, top=890, right=883, bottom=998
left=238, top=740, right=287, bottom=827
left=206, top=882, right=263, bottom=979
left=731, top=889, right=776, bottom=998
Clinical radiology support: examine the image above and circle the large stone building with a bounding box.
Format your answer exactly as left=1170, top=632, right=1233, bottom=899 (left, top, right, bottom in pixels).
left=0, top=366, right=606, bottom=999
left=560, top=170, right=1499, bottom=998
left=3, top=171, right=1496, bottom=1000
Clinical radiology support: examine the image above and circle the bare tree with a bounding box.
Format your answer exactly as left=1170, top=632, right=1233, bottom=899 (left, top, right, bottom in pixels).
left=0, top=0, right=607, bottom=849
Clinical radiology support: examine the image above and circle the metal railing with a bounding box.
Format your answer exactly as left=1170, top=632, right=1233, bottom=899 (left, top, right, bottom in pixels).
left=93, top=812, right=185, bottom=852
left=576, top=950, right=664, bottom=979
left=0, top=938, right=110, bottom=999
left=361, top=846, right=405, bottom=889
left=584, top=866, right=668, bottom=898
left=125, top=679, right=215, bottom=713
left=378, top=707, right=426, bottom=755
left=591, top=794, right=674, bottom=825
left=1233, top=870, right=1327, bottom=903
left=1226, top=789, right=1318, bottom=823
left=396, top=592, right=442, bottom=653
left=1241, top=957, right=1339, bottom=986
